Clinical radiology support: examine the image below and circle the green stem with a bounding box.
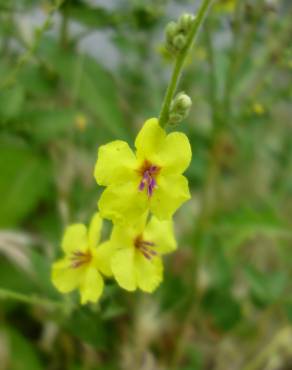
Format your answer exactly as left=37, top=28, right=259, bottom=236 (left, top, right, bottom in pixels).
left=158, top=0, right=214, bottom=128
left=0, top=288, right=65, bottom=310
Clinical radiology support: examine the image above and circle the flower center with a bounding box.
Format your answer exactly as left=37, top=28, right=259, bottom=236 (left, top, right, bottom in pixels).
left=138, top=160, right=160, bottom=197
left=134, top=234, right=157, bottom=260
left=70, top=250, right=92, bottom=269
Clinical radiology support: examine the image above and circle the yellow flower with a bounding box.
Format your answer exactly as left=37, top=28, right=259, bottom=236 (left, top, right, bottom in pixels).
left=51, top=213, right=112, bottom=305
left=253, top=103, right=265, bottom=116
left=108, top=215, right=177, bottom=292
left=94, top=118, right=192, bottom=223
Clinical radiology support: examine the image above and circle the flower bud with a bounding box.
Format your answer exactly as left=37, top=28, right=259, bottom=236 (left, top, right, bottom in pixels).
left=165, top=21, right=178, bottom=42
left=164, top=13, right=195, bottom=57
left=178, top=13, right=195, bottom=33
left=168, top=93, right=192, bottom=125
left=173, top=93, right=192, bottom=111
left=173, top=34, right=187, bottom=51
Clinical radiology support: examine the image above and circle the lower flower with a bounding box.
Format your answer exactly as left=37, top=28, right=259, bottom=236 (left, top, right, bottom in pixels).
left=108, top=215, right=177, bottom=293
left=51, top=213, right=112, bottom=305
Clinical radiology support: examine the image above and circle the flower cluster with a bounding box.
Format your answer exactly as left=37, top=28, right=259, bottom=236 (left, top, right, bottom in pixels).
left=51, top=118, right=192, bottom=304
left=165, top=13, right=195, bottom=55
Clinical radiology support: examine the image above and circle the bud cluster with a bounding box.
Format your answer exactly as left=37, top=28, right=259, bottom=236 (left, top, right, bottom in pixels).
left=165, top=13, right=195, bottom=56
left=168, top=92, right=192, bottom=125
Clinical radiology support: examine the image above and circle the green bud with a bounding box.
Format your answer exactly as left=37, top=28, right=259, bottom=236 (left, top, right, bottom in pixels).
left=165, top=21, right=178, bottom=42
left=168, top=93, right=192, bottom=125
left=174, top=92, right=192, bottom=111
left=178, top=13, right=195, bottom=33
left=173, top=34, right=187, bottom=51
left=164, top=13, right=195, bottom=57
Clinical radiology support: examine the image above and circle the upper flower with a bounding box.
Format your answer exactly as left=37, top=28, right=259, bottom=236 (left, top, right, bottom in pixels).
left=94, top=118, right=192, bottom=224
left=51, top=213, right=112, bottom=305
left=107, top=215, right=177, bottom=292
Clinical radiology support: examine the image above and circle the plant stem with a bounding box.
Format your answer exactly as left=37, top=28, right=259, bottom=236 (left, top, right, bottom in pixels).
left=158, top=0, right=214, bottom=128
left=0, top=288, right=65, bottom=310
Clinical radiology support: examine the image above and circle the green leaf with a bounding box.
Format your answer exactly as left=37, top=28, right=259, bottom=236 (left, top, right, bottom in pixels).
left=0, top=258, right=36, bottom=295
left=40, top=42, right=130, bottom=140
left=245, top=265, right=287, bottom=306
left=21, top=108, right=79, bottom=143
left=184, top=348, right=203, bottom=370
left=209, top=245, right=232, bottom=289
left=0, top=138, right=51, bottom=227
left=68, top=4, right=117, bottom=29
left=1, top=326, right=43, bottom=370
left=214, top=206, right=290, bottom=250
left=63, top=307, right=108, bottom=348
left=285, top=302, right=292, bottom=324
left=202, top=288, right=241, bottom=331
left=0, top=85, right=25, bottom=121
left=18, top=65, right=56, bottom=98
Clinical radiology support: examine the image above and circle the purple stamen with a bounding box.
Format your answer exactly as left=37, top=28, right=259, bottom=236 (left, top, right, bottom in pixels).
left=138, top=161, right=160, bottom=198
left=70, top=249, right=91, bottom=269
left=141, top=240, right=155, bottom=247
left=134, top=235, right=158, bottom=260
left=139, top=180, right=145, bottom=191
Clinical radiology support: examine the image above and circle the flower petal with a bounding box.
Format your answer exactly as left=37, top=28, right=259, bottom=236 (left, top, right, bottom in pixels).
left=93, top=241, right=114, bottom=277
left=144, top=217, right=177, bottom=255
left=98, top=181, right=148, bottom=224
left=51, top=258, right=83, bottom=293
left=80, top=266, right=104, bottom=305
left=111, top=248, right=137, bottom=291
left=61, top=224, right=87, bottom=254
left=150, top=174, right=191, bottom=219
left=135, top=118, right=166, bottom=161
left=88, top=212, right=102, bottom=248
left=159, top=132, right=192, bottom=174
left=135, top=254, right=163, bottom=293
left=94, top=140, right=137, bottom=186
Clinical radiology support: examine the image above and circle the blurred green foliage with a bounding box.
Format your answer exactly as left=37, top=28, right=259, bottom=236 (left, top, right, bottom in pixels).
left=0, top=0, right=292, bottom=369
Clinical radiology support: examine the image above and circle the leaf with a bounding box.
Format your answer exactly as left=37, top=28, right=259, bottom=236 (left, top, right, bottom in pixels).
left=245, top=265, right=287, bottom=306
left=18, top=65, right=56, bottom=98
left=0, top=258, right=36, bottom=295
left=0, top=138, right=51, bottom=227
left=202, top=288, right=241, bottom=331
left=209, top=245, right=232, bottom=289
left=183, top=348, right=203, bottom=370
left=214, top=206, right=290, bottom=250
left=285, top=302, right=292, bottom=324
left=63, top=307, right=108, bottom=348
left=68, top=4, right=116, bottom=29
left=40, top=42, right=130, bottom=140
left=21, top=108, right=80, bottom=143
left=1, top=326, right=43, bottom=370
left=100, top=302, right=126, bottom=320
left=0, top=85, right=25, bottom=121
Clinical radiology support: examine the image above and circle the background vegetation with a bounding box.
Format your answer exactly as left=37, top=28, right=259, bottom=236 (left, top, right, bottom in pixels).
left=0, top=0, right=292, bottom=369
